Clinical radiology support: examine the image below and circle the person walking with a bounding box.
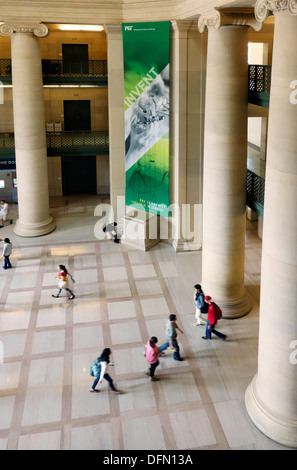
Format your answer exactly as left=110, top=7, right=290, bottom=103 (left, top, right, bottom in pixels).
left=0, top=200, right=12, bottom=228
left=145, top=336, right=165, bottom=382
left=193, top=284, right=207, bottom=326
left=52, top=264, right=75, bottom=299
left=159, top=314, right=184, bottom=361
left=202, top=296, right=226, bottom=341
left=1, top=237, right=12, bottom=269
left=90, top=348, right=122, bottom=394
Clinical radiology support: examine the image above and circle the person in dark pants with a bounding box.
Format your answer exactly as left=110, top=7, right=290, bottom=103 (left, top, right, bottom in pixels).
left=1, top=237, right=12, bottom=269
left=90, top=348, right=122, bottom=394
left=193, top=283, right=207, bottom=326
left=52, top=265, right=75, bottom=300
left=202, top=296, right=227, bottom=341
left=145, top=336, right=165, bottom=382
left=159, top=314, right=184, bottom=361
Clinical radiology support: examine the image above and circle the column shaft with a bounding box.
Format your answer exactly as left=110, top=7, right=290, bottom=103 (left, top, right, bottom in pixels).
left=11, top=31, right=55, bottom=237
left=202, top=26, right=251, bottom=317
left=104, top=24, right=125, bottom=223
left=245, top=10, right=297, bottom=448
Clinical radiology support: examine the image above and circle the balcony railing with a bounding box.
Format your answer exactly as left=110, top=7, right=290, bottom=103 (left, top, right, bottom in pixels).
left=0, top=130, right=109, bottom=157
left=0, top=59, right=108, bottom=85
left=246, top=169, right=265, bottom=218
left=46, top=130, right=109, bottom=155
left=248, top=64, right=271, bottom=108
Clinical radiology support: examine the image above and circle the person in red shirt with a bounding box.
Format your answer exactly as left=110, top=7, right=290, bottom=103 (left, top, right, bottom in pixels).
left=145, top=336, right=165, bottom=382
left=202, top=296, right=227, bottom=341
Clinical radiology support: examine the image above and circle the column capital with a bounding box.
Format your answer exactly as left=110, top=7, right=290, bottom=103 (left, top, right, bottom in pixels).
left=255, top=0, right=297, bottom=22
left=198, top=8, right=262, bottom=33
left=104, top=24, right=122, bottom=37
left=0, top=22, right=48, bottom=38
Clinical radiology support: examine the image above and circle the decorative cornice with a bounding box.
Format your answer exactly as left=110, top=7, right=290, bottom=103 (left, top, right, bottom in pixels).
left=198, top=8, right=262, bottom=33
left=0, top=22, right=48, bottom=38
left=255, top=0, right=297, bottom=22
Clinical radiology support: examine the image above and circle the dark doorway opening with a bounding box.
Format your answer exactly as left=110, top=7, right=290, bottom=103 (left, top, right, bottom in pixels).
left=62, top=44, right=89, bottom=74
left=62, top=156, right=97, bottom=195
left=63, top=100, right=91, bottom=131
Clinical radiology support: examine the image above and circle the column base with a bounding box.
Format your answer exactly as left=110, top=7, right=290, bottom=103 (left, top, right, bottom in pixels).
left=14, top=217, right=56, bottom=237
left=120, top=210, right=160, bottom=252
left=172, top=238, right=202, bottom=252
left=218, top=291, right=252, bottom=319
left=245, top=376, right=297, bottom=449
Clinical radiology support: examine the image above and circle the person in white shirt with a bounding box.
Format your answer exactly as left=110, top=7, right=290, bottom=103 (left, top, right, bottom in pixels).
left=0, top=200, right=12, bottom=227
left=0, top=237, right=12, bottom=269
left=90, top=348, right=122, bottom=394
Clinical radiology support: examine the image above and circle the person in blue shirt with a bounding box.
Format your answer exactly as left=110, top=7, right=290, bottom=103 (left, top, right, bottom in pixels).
left=193, top=284, right=207, bottom=326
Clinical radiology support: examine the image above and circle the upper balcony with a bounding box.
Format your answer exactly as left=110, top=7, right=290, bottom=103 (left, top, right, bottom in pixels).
left=0, top=130, right=109, bottom=160
left=0, top=58, right=108, bottom=85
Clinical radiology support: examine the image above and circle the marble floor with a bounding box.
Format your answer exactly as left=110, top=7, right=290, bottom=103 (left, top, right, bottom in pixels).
left=0, top=195, right=289, bottom=450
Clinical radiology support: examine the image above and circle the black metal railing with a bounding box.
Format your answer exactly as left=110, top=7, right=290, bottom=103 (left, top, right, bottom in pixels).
left=46, top=130, right=109, bottom=154
left=0, top=130, right=109, bottom=157
left=248, top=64, right=271, bottom=108
left=246, top=169, right=265, bottom=218
left=0, top=59, right=108, bottom=85
left=0, top=59, right=12, bottom=83
left=42, top=59, right=107, bottom=84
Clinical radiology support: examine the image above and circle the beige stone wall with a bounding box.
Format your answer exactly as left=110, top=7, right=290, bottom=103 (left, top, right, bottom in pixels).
left=43, top=87, right=108, bottom=131
left=0, top=88, right=14, bottom=131
left=40, top=28, right=107, bottom=60
left=47, top=154, right=110, bottom=197
left=0, top=87, right=108, bottom=132
left=248, top=19, right=274, bottom=65
left=0, top=28, right=107, bottom=60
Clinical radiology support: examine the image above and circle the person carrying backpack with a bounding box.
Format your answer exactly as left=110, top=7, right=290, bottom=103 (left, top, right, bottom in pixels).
left=90, top=348, right=122, bottom=394
left=202, top=296, right=226, bottom=341
left=193, top=284, right=207, bottom=326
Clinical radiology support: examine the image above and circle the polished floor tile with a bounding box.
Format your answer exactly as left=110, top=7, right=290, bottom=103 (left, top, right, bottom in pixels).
left=0, top=196, right=290, bottom=450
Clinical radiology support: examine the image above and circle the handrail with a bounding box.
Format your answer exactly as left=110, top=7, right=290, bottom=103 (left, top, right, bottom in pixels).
left=0, top=130, right=109, bottom=151
left=0, top=58, right=108, bottom=84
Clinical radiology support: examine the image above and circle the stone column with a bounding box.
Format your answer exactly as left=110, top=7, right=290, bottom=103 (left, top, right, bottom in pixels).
left=245, top=0, right=297, bottom=448
left=198, top=10, right=261, bottom=318
left=104, top=24, right=125, bottom=225
left=169, top=21, right=206, bottom=252
left=0, top=22, right=55, bottom=237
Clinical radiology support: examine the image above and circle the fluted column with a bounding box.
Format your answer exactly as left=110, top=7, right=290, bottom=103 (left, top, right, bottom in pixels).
left=0, top=22, right=55, bottom=237
left=199, top=10, right=261, bottom=318
left=245, top=0, right=297, bottom=448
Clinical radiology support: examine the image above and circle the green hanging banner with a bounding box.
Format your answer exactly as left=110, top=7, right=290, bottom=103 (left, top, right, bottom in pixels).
left=122, top=21, right=170, bottom=217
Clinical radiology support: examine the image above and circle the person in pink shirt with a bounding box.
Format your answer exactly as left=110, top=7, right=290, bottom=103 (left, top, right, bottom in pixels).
left=145, top=336, right=165, bottom=382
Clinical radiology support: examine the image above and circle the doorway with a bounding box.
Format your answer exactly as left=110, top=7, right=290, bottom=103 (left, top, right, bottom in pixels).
left=63, top=100, right=91, bottom=131
left=61, top=156, right=97, bottom=195
left=62, top=44, right=89, bottom=74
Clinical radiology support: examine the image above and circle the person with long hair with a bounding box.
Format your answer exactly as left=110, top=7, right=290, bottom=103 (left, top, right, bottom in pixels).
left=52, top=264, right=75, bottom=300
left=90, top=348, right=122, bottom=394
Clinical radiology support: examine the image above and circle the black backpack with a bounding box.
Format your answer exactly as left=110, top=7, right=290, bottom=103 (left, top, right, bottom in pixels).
left=196, top=292, right=208, bottom=313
